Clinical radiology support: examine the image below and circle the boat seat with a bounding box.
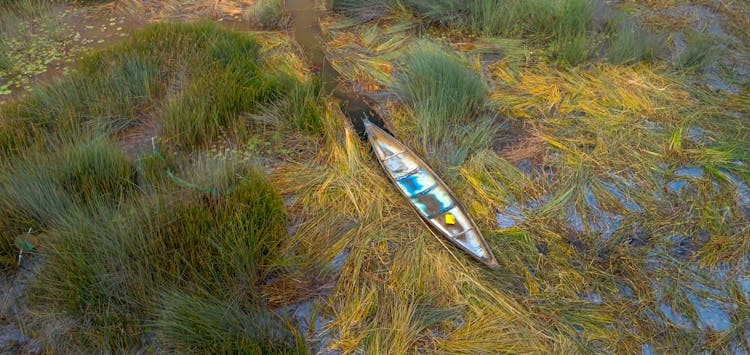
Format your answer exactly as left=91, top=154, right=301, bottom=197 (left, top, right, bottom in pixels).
left=394, top=166, right=420, bottom=179
left=426, top=203, right=455, bottom=219
left=412, top=184, right=437, bottom=198
left=383, top=151, right=405, bottom=162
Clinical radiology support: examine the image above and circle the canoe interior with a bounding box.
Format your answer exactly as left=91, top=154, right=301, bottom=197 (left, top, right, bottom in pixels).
left=364, top=120, right=499, bottom=268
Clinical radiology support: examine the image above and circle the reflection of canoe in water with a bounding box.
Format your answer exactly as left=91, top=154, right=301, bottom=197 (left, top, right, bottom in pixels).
left=363, top=119, right=500, bottom=270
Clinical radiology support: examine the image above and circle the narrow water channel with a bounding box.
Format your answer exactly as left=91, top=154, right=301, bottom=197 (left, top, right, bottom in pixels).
left=286, top=0, right=385, bottom=136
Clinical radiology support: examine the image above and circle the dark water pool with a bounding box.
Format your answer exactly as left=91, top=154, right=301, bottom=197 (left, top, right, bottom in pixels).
left=286, top=0, right=386, bottom=136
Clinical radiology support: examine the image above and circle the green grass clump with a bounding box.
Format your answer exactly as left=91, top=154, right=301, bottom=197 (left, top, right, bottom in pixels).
left=163, top=68, right=270, bottom=147
left=0, top=140, right=133, bottom=229
left=154, top=291, right=305, bottom=353
left=677, top=30, right=725, bottom=72
left=402, top=0, right=465, bottom=25
left=0, top=0, right=50, bottom=17
left=0, top=41, right=12, bottom=72
left=0, top=139, right=134, bottom=270
left=57, top=139, right=136, bottom=204
left=275, top=77, right=325, bottom=134
left=607, top=18, right=662, bottom=65
left=548, top=0, right=595, bottom=66
left=467, top=0, right=557, bottom=37
left=0, top=151, right=68, bottom=227
left=131, top=23, right=278, bottom=147
left=253, top=73, right=328, bottom=135
left=335, top=0, right=673, bottom=67
left=331, top=0, right=392, bottom=21
left=395, top=40, right=487, bottom=149
left=1, top=21, right=318, bottom=151
left=250, top=0, right=289, bottom=29
left=150, top=22, right=318, bottom=146
left=4, top=54, right=159, bottom=146
left=1, top=20, right=326, bottom=351
left=339, top=0, right=596, bottom=66
left=0, top=213, right=22, bottom=271
left=36, top=161, right=293, bottom=350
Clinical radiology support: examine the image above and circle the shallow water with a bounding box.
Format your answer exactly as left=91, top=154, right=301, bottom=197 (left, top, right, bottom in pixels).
left=286, top=0, right=385, bottom=136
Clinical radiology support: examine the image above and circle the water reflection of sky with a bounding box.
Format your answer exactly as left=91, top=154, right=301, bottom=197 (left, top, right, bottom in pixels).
left=516, top=164, right=749, bottom=347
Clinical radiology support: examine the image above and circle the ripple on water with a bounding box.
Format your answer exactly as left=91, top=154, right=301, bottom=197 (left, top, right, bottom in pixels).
left=718, top=169, right=750, bottom=209
left=574, top=187, right=624, bottom=239
left=667, top=180, right=689, bottom=193
left=496, top=204, right=524, bottom=229
left=659, top=302, right=694, bottom=330
left=600, top=179, right=643, bottom=212
left=667, top=167, right=706, bottom=193
left=688, top=294, right=733, bottom=332
left=582, top=292, right=602, bottom=305
left=675, top=167, right=704, bottom=179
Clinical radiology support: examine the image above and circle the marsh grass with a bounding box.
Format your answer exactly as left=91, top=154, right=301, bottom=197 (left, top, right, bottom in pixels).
left=0, top=138, right=134, bottom=265
left=249, top=0, right=289, bottom=29
left=1, top=21, right=321, bottom=152
left=1, top=3, right=748, bottom=354
left=677, top=30, right=725, bottom=72
left=547, top=0, right=595, bottom=66
left=0, top=209, right=27, bottom=271
left=0, top=21, right=335, bottom=352
left=154, top=291, right=305, bottom=353
left=331, top=0, right=673, bottom=67
left=0, top=138, right=133, bottom=227
left=331, top=0, right=391, bottom=22
left=0, top=0, right=51, bottom=17
left=1, top=54, right=160, bottom=152
left=393, top=40, right=492, bottom=166
left=321, top=7, right=750, bottom=351
left=34, top=158, right=292, bottom=350
left=271, top=105, right=556, bottom=353
left=253, top=74, right=325, bottom=135
left=0, top=41, right=12, bottom=72
left=607, top=18, right=662, bottom=65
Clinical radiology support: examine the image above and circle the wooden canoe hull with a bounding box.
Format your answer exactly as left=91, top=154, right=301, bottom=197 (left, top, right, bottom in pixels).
left=363, top=119, right=500, bottom=270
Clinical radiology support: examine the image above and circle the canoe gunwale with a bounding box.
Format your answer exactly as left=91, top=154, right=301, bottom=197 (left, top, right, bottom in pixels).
left=363, top=119, right=501, bottom=270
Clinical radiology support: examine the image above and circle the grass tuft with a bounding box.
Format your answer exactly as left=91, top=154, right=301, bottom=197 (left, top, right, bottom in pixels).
left=0, top=139, right=133, bottom=228
left=468, top=0, right=557, bottom=37
left=1, top=21, right=325, bottom=151
left=548, top=0, right=595, bottom=66
left=395, top=40, right=487, bottom=153
left=0, top=138, right=134, bottom=274
left=58, top=139, right=136, bottom=204
left=0, top=40, right=13, bottom=72
left=21, top=54, right=158, bottom=129
left=35, top=159, right=291, bottom=350
left=0, top=22, right=328, bottom=351
left=331, top=0, right=392, bottom=21
left=249, top=0, right=289, bottom=29
left=677, top=30, right=725, bottom=72
left=607, top=17, right=662, bottom=65
left=154, top=290, right=305, bottom=353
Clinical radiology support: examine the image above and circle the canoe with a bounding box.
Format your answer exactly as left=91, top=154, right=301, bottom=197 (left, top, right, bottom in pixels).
left=363, top=119, right=500, bottom=270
